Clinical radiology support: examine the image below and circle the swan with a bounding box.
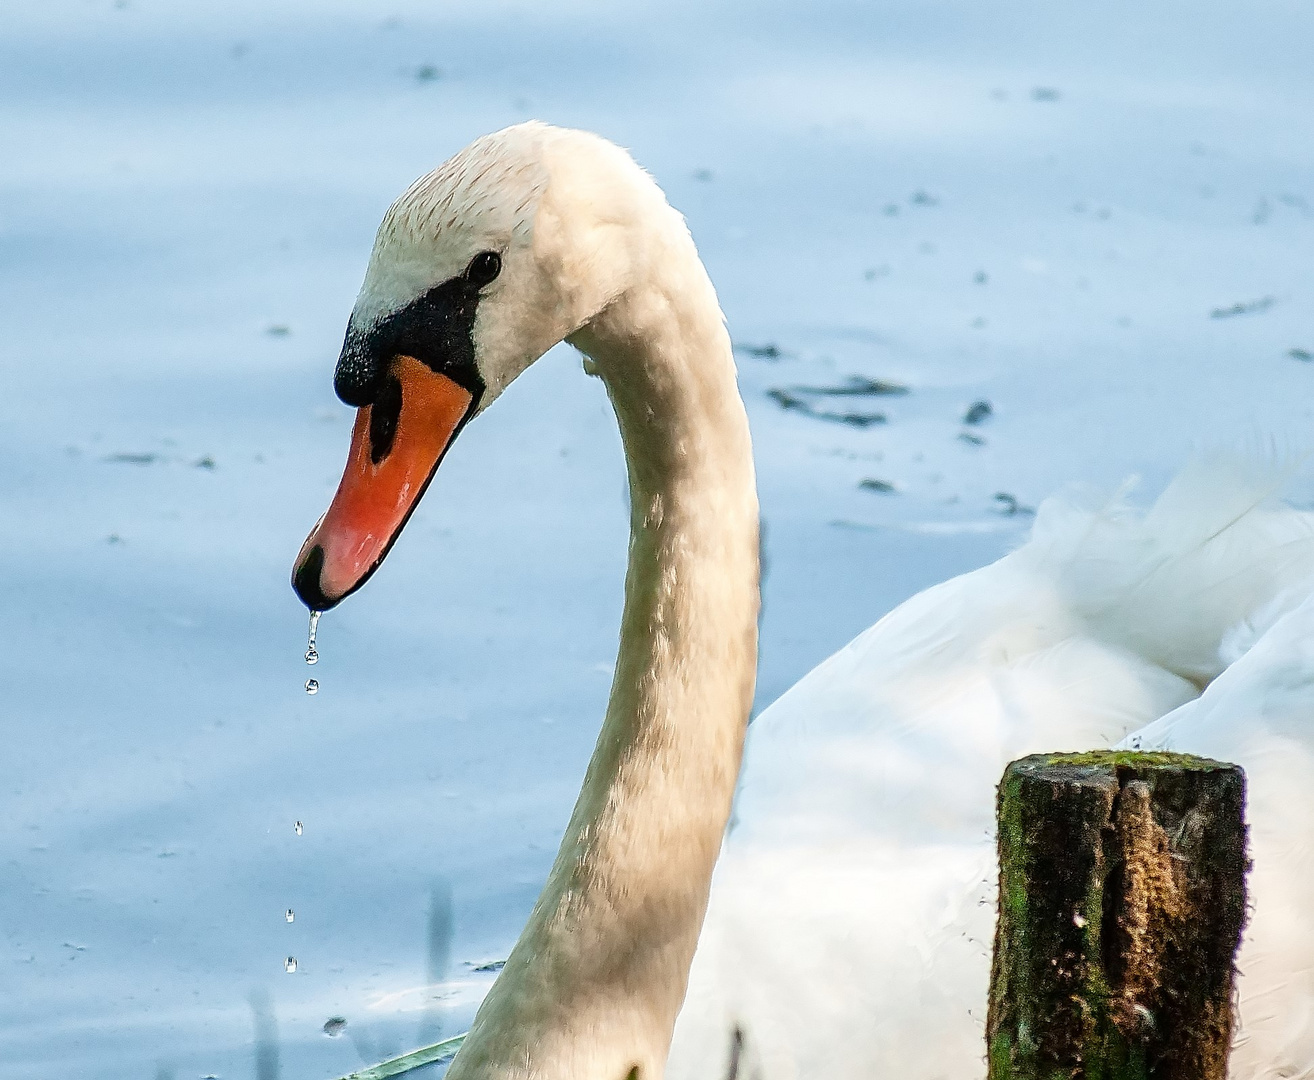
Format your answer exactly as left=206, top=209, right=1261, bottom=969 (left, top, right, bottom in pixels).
left=668, top=459, right=1314, bottom=1080
left=291, top=122, right=1314, bottom=1080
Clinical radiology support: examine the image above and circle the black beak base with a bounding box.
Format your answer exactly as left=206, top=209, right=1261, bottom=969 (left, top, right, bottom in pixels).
left=291, top=544, right=338, bottom=612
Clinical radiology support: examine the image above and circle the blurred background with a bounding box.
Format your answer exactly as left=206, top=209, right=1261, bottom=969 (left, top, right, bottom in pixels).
left=1, top=1, right=1310, bottom=1076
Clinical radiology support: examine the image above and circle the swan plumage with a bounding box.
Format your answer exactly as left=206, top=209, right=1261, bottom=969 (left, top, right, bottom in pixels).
left=669, top=461, right=1314, bottom=1080
left=291, top=123, right=1314, bottom=1080
left=1125, top=592, right=1314, bottom=1079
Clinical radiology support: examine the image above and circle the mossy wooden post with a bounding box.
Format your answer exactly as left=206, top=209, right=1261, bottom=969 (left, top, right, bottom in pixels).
left=987, top=751, right=1247, bottom=1080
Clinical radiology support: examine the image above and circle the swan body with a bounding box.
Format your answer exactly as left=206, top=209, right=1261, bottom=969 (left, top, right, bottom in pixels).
left=291, top=124, right=1314, bottom=1080
left=669, top=462, right=1314, bottom=1080
left=1124, top=591, right=1314, bottom=1079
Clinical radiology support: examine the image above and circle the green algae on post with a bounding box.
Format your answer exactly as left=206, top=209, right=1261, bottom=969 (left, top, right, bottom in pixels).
left=987, top=750, right=1247, bottom=1080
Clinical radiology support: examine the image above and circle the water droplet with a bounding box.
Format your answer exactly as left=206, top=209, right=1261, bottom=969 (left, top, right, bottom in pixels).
left=305, top=610, right=321, bottom=666
left=285, top=956, right=298, bottom=973
left=304, top=679, right=319, bottom=695
left=294, top=821, right=303, bottom=835
left=285, top=909, right=295, bottom=923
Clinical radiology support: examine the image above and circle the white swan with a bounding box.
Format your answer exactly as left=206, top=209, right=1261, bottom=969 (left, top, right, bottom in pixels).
left=291, top=123, right=1314, bottom=1080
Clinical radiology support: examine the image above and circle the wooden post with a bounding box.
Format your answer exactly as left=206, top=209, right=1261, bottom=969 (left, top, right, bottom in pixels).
left=987, top=751, right=1248, bottom=1080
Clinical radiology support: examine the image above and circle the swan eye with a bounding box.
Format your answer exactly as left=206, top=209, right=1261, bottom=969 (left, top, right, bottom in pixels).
left=466, top=250, right=502, bottom=287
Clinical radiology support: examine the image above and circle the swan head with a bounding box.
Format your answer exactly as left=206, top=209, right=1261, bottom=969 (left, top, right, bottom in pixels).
left=292, top=122, right=675, bottom=610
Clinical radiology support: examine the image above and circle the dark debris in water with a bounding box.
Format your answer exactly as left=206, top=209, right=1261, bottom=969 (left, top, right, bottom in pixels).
left=1279, top=193, right=1313, bottom=216
left=734, top=342, right=784, bottom=360
left=1210, top=296, right=1276, bottom=319
left=993, top=492, right=1035, bottom=516
left=959, top=432, right=986, bottom=446
left=859, top=477, right=897, bottom=493
left=767, top=389, right=885, bottom=427
left=1031, top=86, right=1062, bottom=102
left=789, top=375, right=909, bottom=397
left=963, top=400, right=993, bottom=425
left=471, top=959, right=506, bottom=973
left=767, top=389, right=809, bottom=410
left=104, top=452, right=158, bottom=465
left=194, top=456, right=216, bottom=470
left=1290, top=348, right=1312, bottom=362
left=767, top=375, right=907, bottom=426
left=322, top=1016, right=348, bottom=1037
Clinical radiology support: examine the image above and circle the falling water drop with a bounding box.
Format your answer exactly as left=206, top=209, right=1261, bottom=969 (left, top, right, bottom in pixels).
left=285, top=956, right=298, bottom=973
left=305, top=610, right=320, bottom=665
left=285, top=909, right=295, bottom=923
left=294, top=820, right=303, bottom=836
left=304, top=679, right=319, bottom=695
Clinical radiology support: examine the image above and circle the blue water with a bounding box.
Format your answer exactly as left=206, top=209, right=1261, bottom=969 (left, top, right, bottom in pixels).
left=1, top=1, right=1311, bottom=1076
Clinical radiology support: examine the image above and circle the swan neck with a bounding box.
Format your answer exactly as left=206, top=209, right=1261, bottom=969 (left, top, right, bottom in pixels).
left=450, top=246, right=759, bottom=1080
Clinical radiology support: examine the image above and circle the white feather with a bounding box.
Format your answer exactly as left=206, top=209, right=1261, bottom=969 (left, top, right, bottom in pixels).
left=668, top=457, right=1314, bottom=1080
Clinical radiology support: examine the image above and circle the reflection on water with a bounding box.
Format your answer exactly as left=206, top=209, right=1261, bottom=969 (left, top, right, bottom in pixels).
left=249, top=989, right=281, bottom=1080
left=418, top=881, right=454, bottom=1048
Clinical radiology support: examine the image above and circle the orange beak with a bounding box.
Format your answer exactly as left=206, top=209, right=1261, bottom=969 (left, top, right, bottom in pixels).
left=292, top=355, right=475, bottom=610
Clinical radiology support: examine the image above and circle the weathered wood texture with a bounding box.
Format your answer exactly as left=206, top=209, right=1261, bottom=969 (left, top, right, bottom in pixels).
left=987, top=751, right=1248, bottom=1080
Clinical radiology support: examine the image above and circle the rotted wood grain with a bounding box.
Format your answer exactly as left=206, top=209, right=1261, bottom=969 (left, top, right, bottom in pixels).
left=987, top=751, right=1247, bottom=1080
